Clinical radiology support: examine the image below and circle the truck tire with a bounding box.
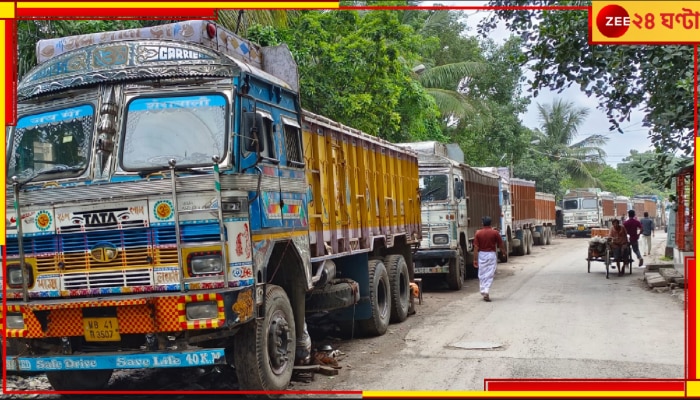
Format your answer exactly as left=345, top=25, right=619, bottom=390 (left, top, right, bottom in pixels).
left=525, top=230, right=532, bottom=255
left=234, top=285, right=296, bottom=391
left=305, top=279, right=358, bottom=313
left=499, top=238, right=509, bottom=263
left=545, top=227, right=552, bottom=245
left=47, top=369, right=113, bottom=391
left=384, top=255, right=410, bottom=323
left=533, top=230, right=542, bottom=246
left=513, top=236, right=525, bottom=256
left=357, top=259, right=391, bottom=337
left=446, top=247, right=465, bottom=290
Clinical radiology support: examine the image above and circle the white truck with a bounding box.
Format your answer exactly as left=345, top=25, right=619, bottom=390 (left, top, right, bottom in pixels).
left=562, top=188, right=611, bottom=237
left=398, top=142, right=500, bottom=290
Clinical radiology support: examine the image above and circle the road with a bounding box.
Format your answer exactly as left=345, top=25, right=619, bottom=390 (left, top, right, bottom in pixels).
left=295, top=231, right=685, bottom=392
left=3, top=232, right=684, bottom=396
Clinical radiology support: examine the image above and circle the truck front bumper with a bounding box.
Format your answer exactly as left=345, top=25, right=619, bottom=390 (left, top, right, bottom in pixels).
left=413, top=249, right=457, bottom=275
left=413, top=249, right=457, bottom=260
left=5, top=348, right=226, bottom=372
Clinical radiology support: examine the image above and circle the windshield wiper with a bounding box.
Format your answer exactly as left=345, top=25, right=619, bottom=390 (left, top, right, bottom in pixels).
left=421, top=187, right=443, bottom=200
left=17, top=166, right=85, bottom=188
left=137, top=165, right=209, bottom=178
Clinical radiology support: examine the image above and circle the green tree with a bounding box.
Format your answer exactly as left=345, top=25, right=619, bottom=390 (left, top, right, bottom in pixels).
left=282, top=10, right=442, bottom=142
left=531, top=99, right=608, bottom=186
left=480, top=1, right=693, bottom=186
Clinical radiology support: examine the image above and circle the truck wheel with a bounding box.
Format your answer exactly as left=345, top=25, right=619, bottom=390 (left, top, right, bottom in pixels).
left=525, top=230, right=532, bottom=255
left=357, top=259, right=391, bottom=336
left=446, top=247, right=465, bottom=290
left=545, top=227, right=552, bottom=245
left=533, top=230, right=542, bottom=246
left=513, top=237, right=525, bottom=256
left=234, top=284, right=296, bottom=391
left=46, top=369, right=113, bottom=391
left=384, top=255, right=410, bottom=323
left=305, top=279, right=358, bottom=313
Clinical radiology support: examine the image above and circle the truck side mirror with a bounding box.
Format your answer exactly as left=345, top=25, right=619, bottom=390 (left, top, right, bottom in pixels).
left=242, top=112, right=265, bottom=153
left=454, top=179, right=464, bottom=199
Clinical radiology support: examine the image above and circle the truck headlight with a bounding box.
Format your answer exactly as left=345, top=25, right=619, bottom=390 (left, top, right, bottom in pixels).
left=433, top=234, right=449, bottom=245
left=6, top=313, right=25, bottom=329
left=6, top=264, right=33, bottom=289
left=186, top=301, right=219, bottom=320
left=187, top=252, right=223, bottom=275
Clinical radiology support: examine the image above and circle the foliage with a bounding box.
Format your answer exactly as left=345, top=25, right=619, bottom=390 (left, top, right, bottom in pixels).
left=530, top=99, right=608, bottom=186
left=480, top=0, right=694, bottom=187
left=280, top=10, right=443, bottom=141
left=616, top=150, right=691, bottom=192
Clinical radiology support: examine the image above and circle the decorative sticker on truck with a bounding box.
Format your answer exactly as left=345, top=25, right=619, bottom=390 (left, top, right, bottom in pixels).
left=5, top=349, right=227, bottom=372
left=55, top=201, right=149, bottom=233
left=7, top=209, right=56, bottom=237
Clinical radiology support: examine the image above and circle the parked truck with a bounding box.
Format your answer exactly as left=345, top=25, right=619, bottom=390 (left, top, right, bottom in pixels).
left=614, top=195, right=630, bottom=220
left=533, top=192, right=556, bottom=245
left=632, top=195, right=663, bottom=228
left=476, top=169, right=554, bottom=257
left=4, top=20, right=421, bottom=392
left=396, top=141, right=500, bottom=290
left=562, top=188, right=608, bottom=237
left=600, top=191, right=616, bottom=227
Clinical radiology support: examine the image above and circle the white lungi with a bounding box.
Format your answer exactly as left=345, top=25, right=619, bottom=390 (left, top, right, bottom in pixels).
left=478, top=251, right=497, bottom=295
left=642, top=234, right=652, bottom=255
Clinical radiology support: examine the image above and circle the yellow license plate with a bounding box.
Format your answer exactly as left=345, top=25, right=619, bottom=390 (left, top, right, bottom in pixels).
left=577, top=225, right=585, bottom=231
left=83, top=317, right=121, bottom=342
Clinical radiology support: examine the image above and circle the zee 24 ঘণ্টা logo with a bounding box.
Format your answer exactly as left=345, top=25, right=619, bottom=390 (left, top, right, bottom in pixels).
left=595, top=2, right=700, bottom=41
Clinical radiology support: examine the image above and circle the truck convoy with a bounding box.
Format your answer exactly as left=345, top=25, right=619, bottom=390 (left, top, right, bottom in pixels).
left=477, top=168, right=555, bottom=258
left=4, top=20, right=423, bottom=391
left=397, top=142, right=501, bottom=290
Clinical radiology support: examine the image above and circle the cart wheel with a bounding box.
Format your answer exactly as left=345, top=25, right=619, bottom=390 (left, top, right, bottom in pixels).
left=587, top=259, right=590, bottom=273
left=604, top=248, right=610, bottom=279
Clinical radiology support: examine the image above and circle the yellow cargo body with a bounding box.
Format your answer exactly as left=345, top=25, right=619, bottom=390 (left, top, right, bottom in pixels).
left=301, top=110, right=421, bottom=259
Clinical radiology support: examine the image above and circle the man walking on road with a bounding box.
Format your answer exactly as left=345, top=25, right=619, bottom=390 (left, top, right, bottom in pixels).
left=623, top=209, right=644, bottom=267
left=473, top=216, right=507, bottom=302
left=640, top=211, right=655, bottom=256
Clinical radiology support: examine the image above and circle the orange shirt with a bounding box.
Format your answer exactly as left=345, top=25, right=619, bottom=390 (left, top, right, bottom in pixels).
left=474, top=227, right=503, bottom=252
left=608, top=225, right=628, bottom=247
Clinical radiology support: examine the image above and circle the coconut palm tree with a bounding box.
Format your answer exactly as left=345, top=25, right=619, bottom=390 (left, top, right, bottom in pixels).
left=217, top=10, right=299, bottom=37
left=531, top=98, right=608, bottom=186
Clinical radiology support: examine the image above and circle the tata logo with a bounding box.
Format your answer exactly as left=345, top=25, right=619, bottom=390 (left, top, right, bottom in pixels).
left=71, top=208, right=130, bottom=227
left=90, top=242, right=119, bottom=263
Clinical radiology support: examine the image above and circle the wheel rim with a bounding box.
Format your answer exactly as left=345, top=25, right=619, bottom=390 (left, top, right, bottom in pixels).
left=267, top=309, right=293, bottom=375
left=378, top=277, right=389, bottom=319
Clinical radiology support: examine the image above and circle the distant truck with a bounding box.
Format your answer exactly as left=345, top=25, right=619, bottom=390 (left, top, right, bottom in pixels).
left=534, top=192, right=556, bottom=245
left=632, top=195, right=664, bottom=228
left=614, top=195, right=630, bottom=219
left=398, top=142, right=500, bottom=290
left=477, top=168, right=554, bottom=257
left=562, top=188, right=607, bottom=237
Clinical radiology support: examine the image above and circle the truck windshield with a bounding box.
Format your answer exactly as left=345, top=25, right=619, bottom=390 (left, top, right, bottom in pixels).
left=8, top=104, right=94, bottom=181
left=581, top=199, right=597, bottom=209
left=420, top=174, right=448, bottom=202
left=563, top=199, right=578, bottom=210
left=121, top=94, right=228, bottom=170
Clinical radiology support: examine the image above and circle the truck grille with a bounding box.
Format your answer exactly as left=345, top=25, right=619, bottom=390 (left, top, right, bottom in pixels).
left=6, top=223, right=219, bottom=277
left=62, top=269, right=153, bottom=290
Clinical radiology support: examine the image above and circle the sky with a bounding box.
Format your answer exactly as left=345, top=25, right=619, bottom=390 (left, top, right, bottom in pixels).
left=422, top=2, right=655, bottom=167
